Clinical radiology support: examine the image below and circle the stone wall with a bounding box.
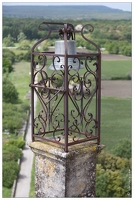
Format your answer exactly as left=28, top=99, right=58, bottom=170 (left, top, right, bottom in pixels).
left=29, top=141, right=104, bottom=198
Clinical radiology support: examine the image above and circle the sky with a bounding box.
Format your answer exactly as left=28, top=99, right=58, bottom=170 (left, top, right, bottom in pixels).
left=2, top=1, right=132, bottom=12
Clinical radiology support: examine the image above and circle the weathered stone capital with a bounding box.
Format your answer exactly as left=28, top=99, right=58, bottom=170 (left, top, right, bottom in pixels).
left=29, top=141, right=104, bottom=198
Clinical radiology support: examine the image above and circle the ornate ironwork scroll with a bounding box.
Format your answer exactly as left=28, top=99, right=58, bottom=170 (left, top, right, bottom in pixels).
left=30, top=22, right=101, bottom=152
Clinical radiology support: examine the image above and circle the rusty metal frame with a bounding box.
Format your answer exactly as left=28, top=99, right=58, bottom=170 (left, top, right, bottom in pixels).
left=30, top=22, right=101, bottom=152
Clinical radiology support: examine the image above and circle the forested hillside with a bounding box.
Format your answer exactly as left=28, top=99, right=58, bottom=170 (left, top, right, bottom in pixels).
left=2, top=5, right=131, bottom=20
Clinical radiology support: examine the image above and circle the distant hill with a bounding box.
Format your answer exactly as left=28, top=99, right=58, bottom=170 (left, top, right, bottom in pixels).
left=2, top=5, right=131, bottom=20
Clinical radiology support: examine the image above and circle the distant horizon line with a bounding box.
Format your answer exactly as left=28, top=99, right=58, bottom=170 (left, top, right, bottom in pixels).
left=2, top=2, right=132, bottom=12
left=2, top=4, right=131, bottom=13
left=2, top=4, right=131, bottom=9
left=2, top=4, right=129, bottom=6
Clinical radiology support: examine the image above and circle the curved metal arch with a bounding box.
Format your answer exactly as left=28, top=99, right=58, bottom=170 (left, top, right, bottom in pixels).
left=81, top=24, right=101, bottom=54
left=31, top=22, right=76, bottom=52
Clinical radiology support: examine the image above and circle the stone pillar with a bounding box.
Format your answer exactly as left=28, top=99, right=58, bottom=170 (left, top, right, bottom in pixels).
left=29, top=141, right=104, bottom=198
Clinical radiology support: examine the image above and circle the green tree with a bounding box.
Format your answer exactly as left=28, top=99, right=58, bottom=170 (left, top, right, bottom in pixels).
left=97, top=151, right=130, bottom=170
left=112, top=139, right=131, bottom=159
left=3, top=79, right=19, bottom=103
left=21, top=101, right=30, bottom=113
left=17, top=32, right=26, bottom=42
left=3, top=161, right=19, bottom=188
left=2, top=58, right=13, bottom=74
left=96, top=166, right=127, bottom=197
left=17, top=39, right=30, bottom=50
left=23, top=24, right=40, bottom=40
left=96, top=151, right=131, bottom=197
left=3, top=139, right=25, bottom=150
left=3, top=144, right=22, bottom=161
left=23, top=50, right=31, bottom=62
left=122, top=45, right=131, bottom=56
left=3, top=25, right=11, bottom=39
left=106, top=42, right=119, bottom=54
left=3, top=49, right=15, bottom=64
left=2, top=150, right=17, bottom=162
left=3, top=103, right=27, bottom=134
left=3, top=34, right=15, bottom=47
left=95, top=164, right=108, bottom=197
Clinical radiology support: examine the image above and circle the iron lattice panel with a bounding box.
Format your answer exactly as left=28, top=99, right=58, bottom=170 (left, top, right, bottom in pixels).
left=30, top=22, right=101, bottom=152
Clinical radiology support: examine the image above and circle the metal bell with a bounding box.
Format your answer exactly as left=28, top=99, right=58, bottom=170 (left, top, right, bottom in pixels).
left=49, top=40, right=84, bottom=70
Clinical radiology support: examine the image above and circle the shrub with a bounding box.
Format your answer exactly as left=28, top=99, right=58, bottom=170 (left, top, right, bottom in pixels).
left=16, top=52, right=24, bottom=62
left=111, top=73, right=132, bottom=80
left=3, top=139, right=25, bottom=149
left=96, top=151, right=131, bottom=197
left=3, top=144, right=22, bottom=161
left=112, top=138, right=131, bottom=159
left=21, top=101, right=30, bottom=113
left=3, top=150, right=17, bottom=162
left=3, top=58, right=13, bottom=74
left=3, top=161, right=20, bottom=188
left=97, top=151, right=130, bottom=171
left=17, top=140, right=26, bottom=149
left=111, top=76, right=128, bottom=80
left=3, top=49, right=15, bottom=64
left=23, top=50, right=31, bottom=62
left=3, top=79, right=19, bottom=103
left=3, top=103, right=24, bottom=134
left=126, top=72, right=132, bottom=80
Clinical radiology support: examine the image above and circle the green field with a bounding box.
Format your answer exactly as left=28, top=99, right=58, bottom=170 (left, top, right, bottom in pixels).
left=9, top=61, right=31, bottom=101
left=101, top=60, right=131, bottom=80
left=101, top=97, right=131, bottom=151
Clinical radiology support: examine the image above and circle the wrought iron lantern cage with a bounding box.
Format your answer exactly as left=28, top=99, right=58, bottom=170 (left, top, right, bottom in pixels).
left=30, top=22, right=101, bottom=152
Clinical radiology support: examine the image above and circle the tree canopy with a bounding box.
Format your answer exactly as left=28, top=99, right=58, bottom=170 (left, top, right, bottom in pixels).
left=2, top=18, right=131, bottom=56
left=3, top=78, right=19, bottom=104
left=96, top=149, right=131, bottom=197
left=2, top=58, right=13, bottom=74
left=112, top=138, right=131, bottom=159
